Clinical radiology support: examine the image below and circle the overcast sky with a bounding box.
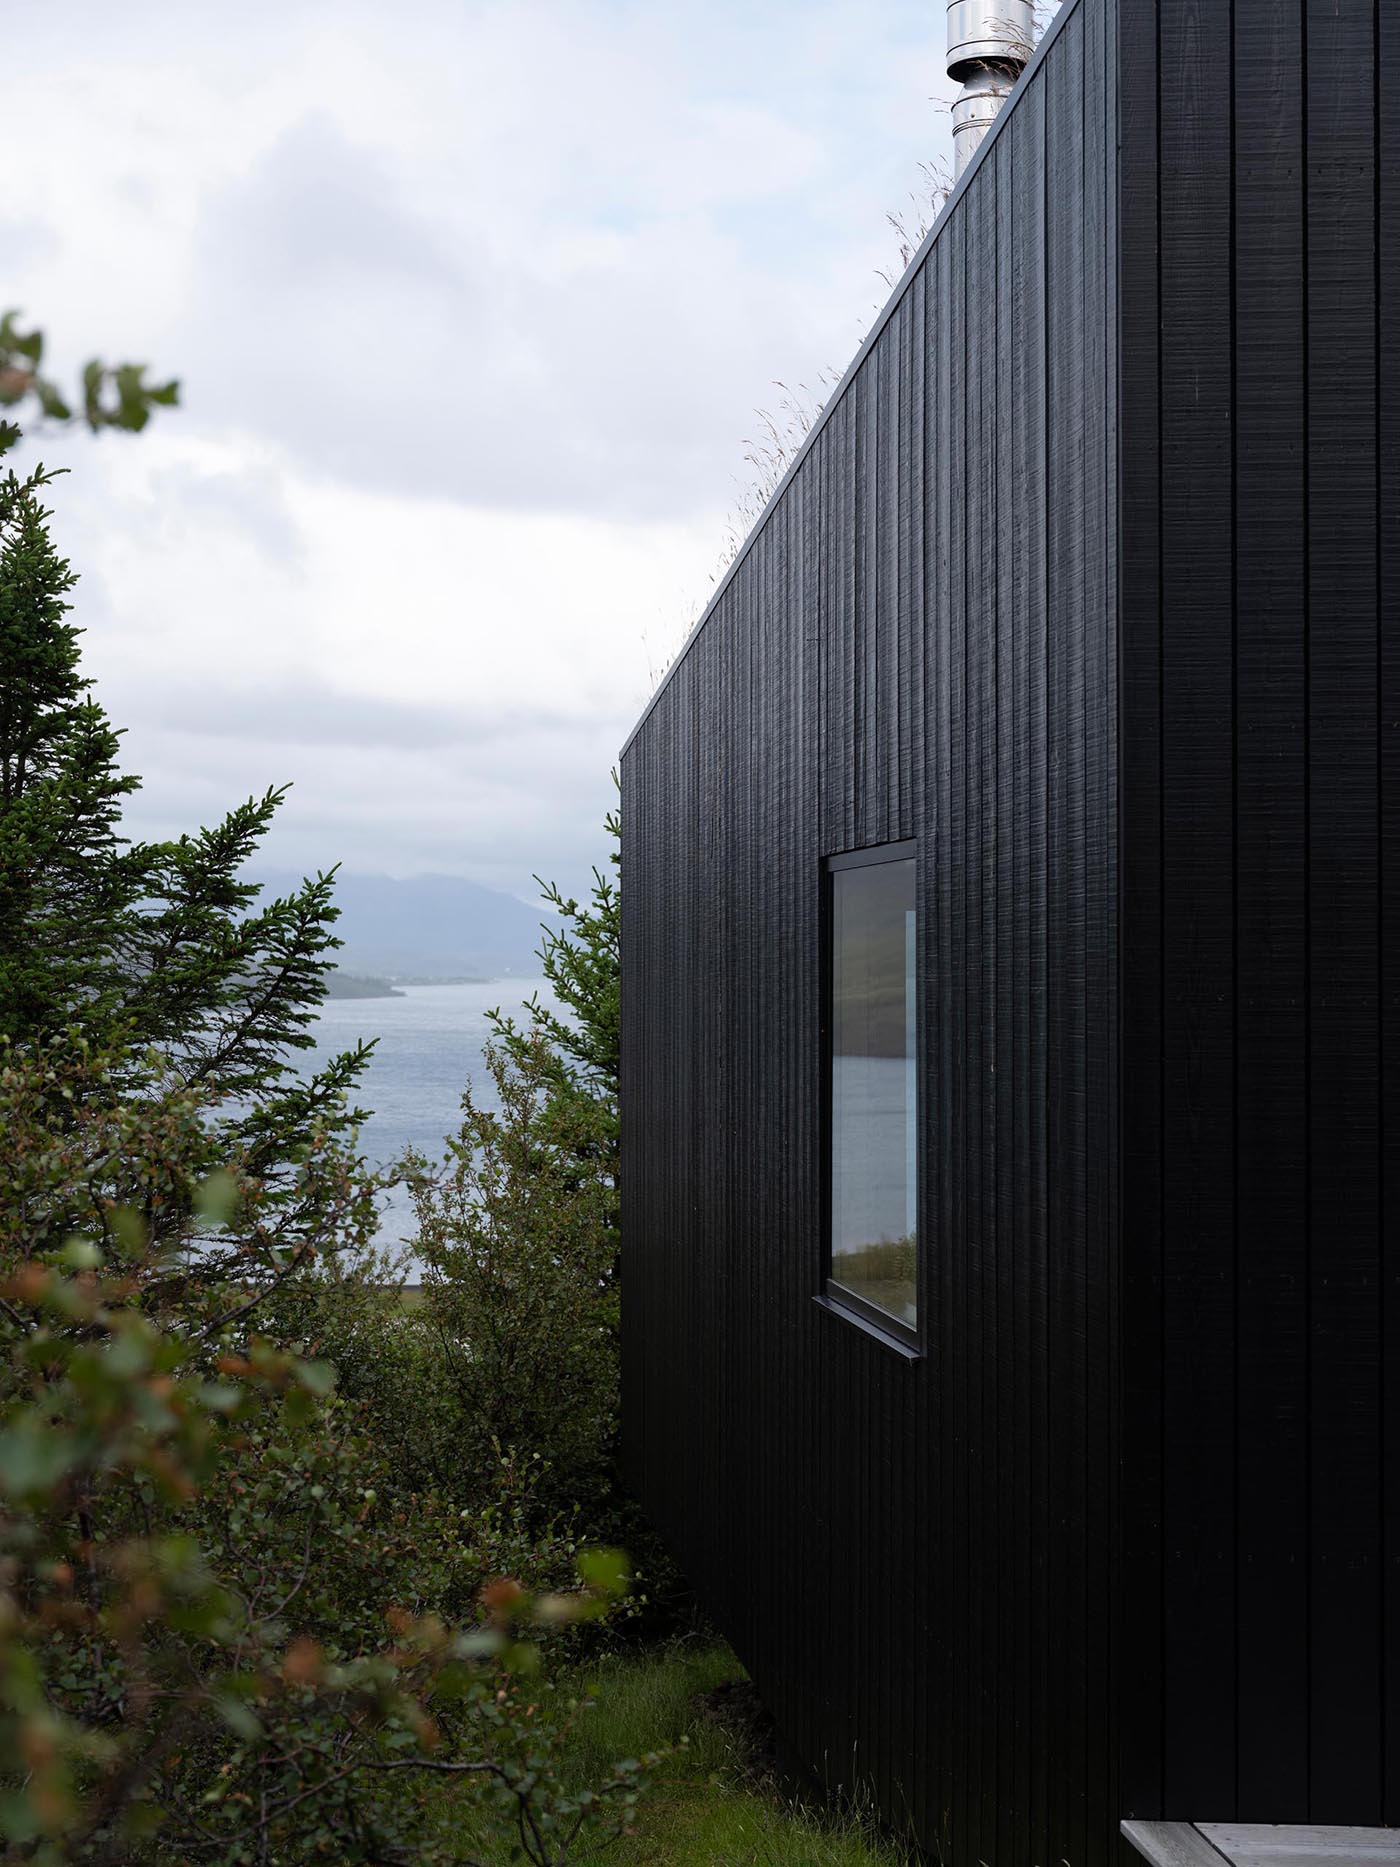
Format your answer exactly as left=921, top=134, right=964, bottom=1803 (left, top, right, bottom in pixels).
left=8, top=0, right=962, bottom=902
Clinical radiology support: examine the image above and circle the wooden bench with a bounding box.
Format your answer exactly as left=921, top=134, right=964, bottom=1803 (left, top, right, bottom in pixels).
left=1124, top=1822, right=1400, bottom=1866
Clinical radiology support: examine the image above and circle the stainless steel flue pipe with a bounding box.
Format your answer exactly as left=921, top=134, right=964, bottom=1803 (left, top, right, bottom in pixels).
left=946, top=0, right=1034, bottom=176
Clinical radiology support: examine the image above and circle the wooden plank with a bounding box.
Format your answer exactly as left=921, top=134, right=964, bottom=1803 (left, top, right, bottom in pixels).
left=966, top=138, right=997, bottom=1867
left=1099, top=0, right=1121, bottom=1844
left=993, top=122, right=1018, bottom=1867
left=1126, top=1817, right=1400, bottom=1863
left=1123, top=1822, right=1233, bottom=1867
left=1008, top=69, right=1049, bottom=1867
left=946, top=192, right=973, bottom=1867
left=906, top=254, right=936, bottom=1854
left=894, top=288, right=916, bottom=841
left=890, top=272, right=923, bottom=1839
left=1027, top=70, right=1054, bottom=1866
left=1081, top=0, right=1113, bottom=1855
left=854, top=343, right=880, bottom=849
left=930, top=215, right=956, bottom=1865
left=1115, top=0, right=1166, bottom=1819
left=865, top=333, right=889, bottom=1801
left=1046, top=13, right=1089, bottom=1860
left=1158, top=0, right=1238, bottom=1815
left=848, top=353, right=872, bottom=842
left=1025, top=63, right=1052, bottom=1860
left=1304, top=0, right=1383, bottom=1820
left=1199, top=1826, right=1400, bottom=1864
left=1231, top=0, right=1309, bottom=1818
left=770, top=470, right=794, bottom=1780
left=1380, top=0, right=1400, bottom=1829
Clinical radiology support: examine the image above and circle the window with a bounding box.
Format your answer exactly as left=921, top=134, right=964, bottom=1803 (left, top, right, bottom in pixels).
left=826, top=842, right=918, bottom=1339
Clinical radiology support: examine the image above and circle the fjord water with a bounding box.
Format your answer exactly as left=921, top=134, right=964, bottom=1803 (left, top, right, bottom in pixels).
left=302, top=978, right=556, bottom=1257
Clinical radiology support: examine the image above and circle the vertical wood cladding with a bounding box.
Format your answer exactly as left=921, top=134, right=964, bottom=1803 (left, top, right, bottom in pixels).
left=623, top=0, right=1399, bottom=1856
left=1118, top=0, right=1400, bottom=1834
left=623, top=3, right=1118, bottom=1860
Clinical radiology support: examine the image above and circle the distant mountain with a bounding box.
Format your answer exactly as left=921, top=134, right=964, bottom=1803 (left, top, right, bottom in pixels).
left=254, top=871, right=551, bottom=981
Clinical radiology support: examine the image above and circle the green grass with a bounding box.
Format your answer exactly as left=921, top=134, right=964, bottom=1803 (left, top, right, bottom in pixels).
left=440, top=1642, right=912, bottom=1865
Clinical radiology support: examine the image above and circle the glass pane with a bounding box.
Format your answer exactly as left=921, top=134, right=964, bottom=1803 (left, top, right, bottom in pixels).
left=830, top=855, right=917, bottom=1328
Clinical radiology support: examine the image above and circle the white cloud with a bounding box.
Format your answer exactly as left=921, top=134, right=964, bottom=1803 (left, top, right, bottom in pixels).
left=44, top=431, right=715, bottom=892
left=6, top=0, right=960, bottom=895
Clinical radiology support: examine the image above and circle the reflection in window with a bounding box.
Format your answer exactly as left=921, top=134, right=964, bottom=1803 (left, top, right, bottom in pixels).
left=829, top=849, right=917, bottom=1330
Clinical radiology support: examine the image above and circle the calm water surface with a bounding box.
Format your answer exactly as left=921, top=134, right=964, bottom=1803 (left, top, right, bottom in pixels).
left=303, top=978, right=556, bottom=1255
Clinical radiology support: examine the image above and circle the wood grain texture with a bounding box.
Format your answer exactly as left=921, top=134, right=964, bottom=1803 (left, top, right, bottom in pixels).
left=1381, top=0, right=1400, bottom=1829
left=1158, top=0, right=1238, bottom=1812
left=1120, top=0, right=1396, bottom=1832
left=623, top=4, right=1115, bottom=1861
left=1304, top=0, right=1382, bottom=1819
left=624, top=0, right=1397, bottom=1853
left=1232, top=0, right=1309, bottom=1819
left=1198, top=1827, right=1400, bottom=1864
left=1124, top=1823, right=1235, bottom=1867
left=1116, top=0, right=1165, bottom=1827
left=1008, top=74, right=1051, bottom=1865
left=1127, top=1823, right=1400, bottom=1867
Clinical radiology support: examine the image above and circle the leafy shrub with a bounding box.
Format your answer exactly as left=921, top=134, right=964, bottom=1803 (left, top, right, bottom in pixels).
left=463, top=807, right=694, bottom=1637
left=407, top=1031, right=618, bottom=1528
left=0, top=1042, right=647, bottom=1864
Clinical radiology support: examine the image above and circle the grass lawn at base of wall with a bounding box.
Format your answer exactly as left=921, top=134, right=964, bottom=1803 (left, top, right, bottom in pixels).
left=440, top=1642, right=913, bottom=1865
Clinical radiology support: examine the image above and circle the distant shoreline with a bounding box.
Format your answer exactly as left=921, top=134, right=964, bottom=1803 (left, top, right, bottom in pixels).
left=324, top=972, right=406, bottom=1000
left=325, top=971, right=497, bottom=1000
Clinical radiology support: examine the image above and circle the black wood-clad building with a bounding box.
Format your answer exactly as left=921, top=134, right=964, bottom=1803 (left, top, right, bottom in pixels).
left=619, top=1, right=1399, bottom=1860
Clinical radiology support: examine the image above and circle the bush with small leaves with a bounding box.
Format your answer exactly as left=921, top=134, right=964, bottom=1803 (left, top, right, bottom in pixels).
left=0, top=1043, right=650, bottom=1865
left=406, top=1031, right=619, bottom=1531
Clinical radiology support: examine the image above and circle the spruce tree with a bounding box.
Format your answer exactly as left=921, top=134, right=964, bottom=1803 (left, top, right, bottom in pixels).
left=0, top=460, right=370, bottom=1232
left=485, top=793, right=620, bottom=1173
left=0, top=464, right=140, bottom=1039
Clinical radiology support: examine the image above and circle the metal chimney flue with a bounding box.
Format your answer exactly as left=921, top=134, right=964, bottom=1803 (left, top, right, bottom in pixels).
left=946, top=0, right=1033, bottom=177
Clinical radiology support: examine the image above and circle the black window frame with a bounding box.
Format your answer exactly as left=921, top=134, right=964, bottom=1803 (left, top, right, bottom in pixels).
left=817, top=838, right=922, bottom=1359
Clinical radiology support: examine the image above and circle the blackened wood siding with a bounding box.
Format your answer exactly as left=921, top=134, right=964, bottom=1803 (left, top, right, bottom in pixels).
left=623, top=0, right=1399, bottom=1853
left=1117, top=0, right=1400, bottom=1831
left=621, top=2, right=1119, bottom=1859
